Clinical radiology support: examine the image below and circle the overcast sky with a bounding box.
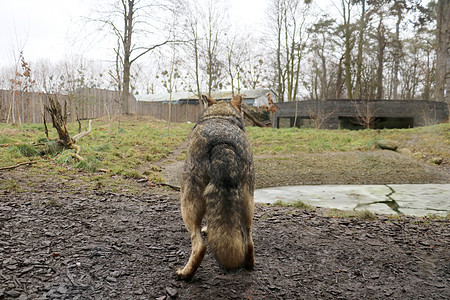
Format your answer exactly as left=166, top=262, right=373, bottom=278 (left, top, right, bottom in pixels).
left=0, top=0, right=276, bottom=68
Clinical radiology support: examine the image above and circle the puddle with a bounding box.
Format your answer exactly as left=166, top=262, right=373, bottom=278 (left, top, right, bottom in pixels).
left=254, top=184, right=450, bottom=217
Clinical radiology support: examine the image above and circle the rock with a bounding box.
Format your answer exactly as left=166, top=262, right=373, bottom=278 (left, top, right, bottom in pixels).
left=6, top=290, right=21, bottom=297
left=429, top=157, right=443, bottom=165
left=57, top=286, right=68, bottom=294
left=397, top=148, right=412, bottom=156
left=166, top=286, right=178, bottom=297
left=377, top=139, right=399, bottom=151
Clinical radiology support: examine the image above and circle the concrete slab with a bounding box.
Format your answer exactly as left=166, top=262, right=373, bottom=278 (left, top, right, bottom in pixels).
left=254, top=184, right=450, bottom=217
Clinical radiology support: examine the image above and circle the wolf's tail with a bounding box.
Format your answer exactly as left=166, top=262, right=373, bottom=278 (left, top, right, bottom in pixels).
left=204, top=144, right=247, bottom=270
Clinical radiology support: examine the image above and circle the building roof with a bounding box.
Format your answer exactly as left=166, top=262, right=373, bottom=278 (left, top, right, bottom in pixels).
left=135, top=89, right=276, bottom=107
left=135, top=91, right=194, bottom=102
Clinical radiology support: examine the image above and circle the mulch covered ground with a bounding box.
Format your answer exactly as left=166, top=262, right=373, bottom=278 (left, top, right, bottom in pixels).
left=1, top=178, right=448, bottom=299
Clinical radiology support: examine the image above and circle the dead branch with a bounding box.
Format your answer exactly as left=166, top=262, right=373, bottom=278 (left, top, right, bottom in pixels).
left=45, top=94, right=73, bottom=148
left=43, top=94, right=93, bottom=161
left=0, top=161, right=37, bottom=171
left=0, top=143, right=22, bottom=148
left=158, top=182, right=181, bottom=191
left=73, top=120, right=92, bottom=142
left=70, top=144, right=84, bottom=161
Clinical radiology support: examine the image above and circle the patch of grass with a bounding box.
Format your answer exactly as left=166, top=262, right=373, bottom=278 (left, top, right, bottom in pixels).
left=74, top=156, right=100, bottom=172
left=247, top=123, right=450, bottom=159
left=271, top=200, right=314, bottom=210
left=422, top=213, right=450, bottom=221
left=356, top=210, right=377, bottom=220
left=122, top=170, right=142, bottom=179
left=45, top=199, right=60, bottom=207
left=16, top=144, right=40, bottom=157
left=0, top=180, right=24, bottom=193
left=93, top=144, right=111, bottom=152
left=41, top=140, right=60, bottom=156
left=143, top=170, right=164, bottom=183
left=326, top=208, right=376, bottom=220
left=0, top=135, right=13, bottom=144
left=55, top=150, right=74, bottom=165
left=386, top=214, right=404, bottom=221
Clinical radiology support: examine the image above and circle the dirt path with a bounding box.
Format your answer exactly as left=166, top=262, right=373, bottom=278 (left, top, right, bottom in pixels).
left=0, top=172, right=449, bottom=299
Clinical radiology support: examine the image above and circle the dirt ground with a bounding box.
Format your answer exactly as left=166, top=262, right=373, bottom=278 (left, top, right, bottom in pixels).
left=1, top=149, right=449, bottom=299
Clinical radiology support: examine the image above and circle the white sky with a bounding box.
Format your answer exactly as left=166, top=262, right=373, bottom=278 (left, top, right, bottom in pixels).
left=0, top=0, right=273, bottom=68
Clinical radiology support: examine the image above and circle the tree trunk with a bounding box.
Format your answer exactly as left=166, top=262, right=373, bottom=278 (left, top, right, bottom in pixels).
left=120, top=0, right=134, bottom=115
left=343, top=0, right=353, bottom=99
left=392, top=3, right=403, bottom=100
left=276, top=1, right=284, bottom=103
left=335, top=55, right=345, bottom=99
left=435, top=0, right=450, bottom=104
left=354, top=0, right=365, bottom=99
left=376, top=15, right=386, bottom=100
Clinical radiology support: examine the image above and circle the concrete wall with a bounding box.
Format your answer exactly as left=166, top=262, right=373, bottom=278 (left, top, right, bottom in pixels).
left=274, top=100, right=449, bottom=129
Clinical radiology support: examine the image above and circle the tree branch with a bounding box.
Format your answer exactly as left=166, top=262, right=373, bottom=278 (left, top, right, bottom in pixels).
left=130, top=40, right=172, bottom=64
left=72, top=120, right=92, bottom=142
left=0, top=161, right=37, bottom=171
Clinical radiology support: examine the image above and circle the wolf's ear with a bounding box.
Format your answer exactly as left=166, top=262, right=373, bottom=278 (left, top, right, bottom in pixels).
left=202, top=94, right=216, bottom=106
left=231, top=94, right=244, bottom=112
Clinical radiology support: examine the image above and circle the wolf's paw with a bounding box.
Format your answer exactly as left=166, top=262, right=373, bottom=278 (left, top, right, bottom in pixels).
left=245, top=262, right=255, bottom=270
left=175, top=268, right=193, bottom=281
left=201, top=226, right=208, bottom=235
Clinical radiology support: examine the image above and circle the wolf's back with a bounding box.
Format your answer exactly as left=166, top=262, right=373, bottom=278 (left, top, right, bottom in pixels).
left=200, top=120, right=254, bottom=270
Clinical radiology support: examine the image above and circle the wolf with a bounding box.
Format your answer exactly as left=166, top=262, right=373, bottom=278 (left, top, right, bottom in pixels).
left=176, top=94, right=255, bottom=280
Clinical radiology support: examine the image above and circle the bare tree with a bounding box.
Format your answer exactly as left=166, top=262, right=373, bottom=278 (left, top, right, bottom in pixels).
left=268, top=0, right=312, bottom=102
left=353, top=99, right=379, bottom=129
left=354, top=0, right=367, bottom=99
left=181, top=0, right=205, bottom=107
left=7, top=52, right=35, bottom=125
left=308, top=17, right=337, bottom=100
left=307, top=101, right=336, bottom=129
left=340, top=0, right=356, bottom=99
left=375, top=12, right=387, bottom=100
left=87, top=0, right=178, bottom=114
left=225, top=33, right=248, bottom=95
left=202, top=0, right=228, bottom=97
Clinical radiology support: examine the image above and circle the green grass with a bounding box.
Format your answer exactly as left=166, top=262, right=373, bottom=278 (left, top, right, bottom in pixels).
left=0, top=180, right=24, bottom=193
left=0, top=118, right=448, bottom=187
left=0, top=117, right=193, bottom=183
left=247, top=123, right=450, bottom=159
left=271, top=200, right=314, bottom=210
left=326, top=208, right=377, bottom=220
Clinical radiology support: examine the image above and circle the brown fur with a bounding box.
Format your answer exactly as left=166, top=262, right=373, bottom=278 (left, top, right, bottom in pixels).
left=176, top=95, right=255, bottom=280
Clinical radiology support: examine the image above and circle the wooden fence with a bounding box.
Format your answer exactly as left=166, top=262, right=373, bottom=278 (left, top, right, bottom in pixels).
left=0, top=89, right=122, bottom=124
left=135, top=101, right=203, bottom=123
left=0, top=89, right=204, bottom=124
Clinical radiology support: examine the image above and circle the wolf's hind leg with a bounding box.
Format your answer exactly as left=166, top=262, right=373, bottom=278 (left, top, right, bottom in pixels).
left=245, top=234, right=255, bottom=270
left=176, top=191, right=206, bottom=280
